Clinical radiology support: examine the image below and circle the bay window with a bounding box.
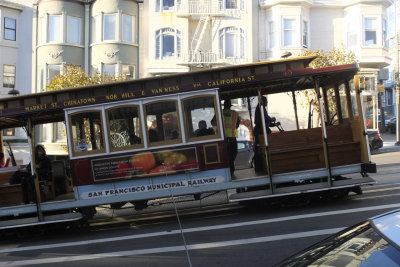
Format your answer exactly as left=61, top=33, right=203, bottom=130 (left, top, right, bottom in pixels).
left=268, top=21, right=275, bottom=49
left=122, top=14, right=134, bottom=42
left=283, top=18, right=296, bottom=47
left=104, top=14, right=116, bottom=41
left=364, top=17, right=377, bottom=46
left=103, top=64, right=116, bottom=76
left=302, top=20, right=308, bottom=48
left=47, top=65, right=61, bottom=84
left=49, top=15, right=62, bottom=42
left=67, top=16, right=81, bottom=44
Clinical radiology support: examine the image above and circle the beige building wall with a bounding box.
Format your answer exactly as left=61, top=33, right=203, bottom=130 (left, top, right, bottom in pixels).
left=32, top=0, right=140, bottom=156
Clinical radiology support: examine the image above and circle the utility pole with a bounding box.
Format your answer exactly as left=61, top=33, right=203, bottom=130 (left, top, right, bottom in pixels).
left=396, top=34, right=400, bottom=145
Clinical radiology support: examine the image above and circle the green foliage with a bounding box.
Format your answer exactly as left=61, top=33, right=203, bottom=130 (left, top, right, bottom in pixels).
left=300, top=47, right=358, bottom=126
left=302, top=47, right=357, bottom=69
left=45, top=65, right=127, bottom=91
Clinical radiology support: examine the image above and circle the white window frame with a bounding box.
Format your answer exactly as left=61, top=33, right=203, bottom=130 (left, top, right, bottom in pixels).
left=267, top=20, right=275, bottom=49
left=103, top=13, right=117, bottom=41
left=382, top=17, right=388, bottom=48
left=155, top=28, right=181, bottom=59
left=282, top=17, right=298, bottom=47
left=219, top=27, right=245, bottom=58
left=102, top=64, right=117, bottom=76
left=122, top=64, right=135, bottom=79
left=346, top=18, right=358, bottom=48
left=48, top=15, right=63, bottom=42
left=67, top=15, right=81, bottom=44
left=155, top=0, right=175, bottom=12
left=122, top=14, right=134, bottom=42
left=4, top=17, right=16, bottom=41
left=46, top=64, right=62, bottom=85
left=302, top=19, right=309, bottom=48
left=3, top=65, right=16, bottom=89
left=364, top=16, right=377, bottom=46
left=224, top=0, right=245, bottom=10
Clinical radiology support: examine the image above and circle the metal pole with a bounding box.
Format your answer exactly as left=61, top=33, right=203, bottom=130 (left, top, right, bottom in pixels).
left=395, top=34, right=400, bottom=145
left=257, top=89, right=273, bottom=193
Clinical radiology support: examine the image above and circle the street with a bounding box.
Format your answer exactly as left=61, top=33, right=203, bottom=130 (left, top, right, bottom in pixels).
left=0, top=151, right=399, bottom=267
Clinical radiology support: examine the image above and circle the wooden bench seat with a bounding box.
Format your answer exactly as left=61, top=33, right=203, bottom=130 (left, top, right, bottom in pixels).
left=256, top=125, right=362, bottom=174
left=0, top=166, right=23, bottom=206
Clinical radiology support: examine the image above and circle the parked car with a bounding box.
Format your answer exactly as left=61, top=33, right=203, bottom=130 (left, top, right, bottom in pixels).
left=367, top=130, right=383, bottom=150
left=275, top=209, right=400, bottom=266
left=386, top=117, right=397, bottom=134
left=235, top=140, right=254, bottom=169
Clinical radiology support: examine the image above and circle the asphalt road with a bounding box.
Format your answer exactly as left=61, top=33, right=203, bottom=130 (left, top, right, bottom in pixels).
left=0, top=152, right=399, bottom=267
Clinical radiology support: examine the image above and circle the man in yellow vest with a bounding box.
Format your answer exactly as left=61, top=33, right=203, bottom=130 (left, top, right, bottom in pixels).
left=223, top=99, right=240, bottom=175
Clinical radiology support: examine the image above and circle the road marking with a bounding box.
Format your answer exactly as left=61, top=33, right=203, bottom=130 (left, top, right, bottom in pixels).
left=0, top=228, right=343, bottom=266
left=373, top=175, right=400, bottom=180
left=362, top=186, right=400, bottom=193
left=1, top=203, right=400, bottom=255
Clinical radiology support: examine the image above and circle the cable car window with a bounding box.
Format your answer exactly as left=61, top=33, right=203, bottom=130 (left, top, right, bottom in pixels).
left=145, top=100, right=181, bottom=146
left=107, top=106, right=143, bottom=151
left=183, top=95, right=219, bottom=141
left=69, top=111, right=105, bottom=156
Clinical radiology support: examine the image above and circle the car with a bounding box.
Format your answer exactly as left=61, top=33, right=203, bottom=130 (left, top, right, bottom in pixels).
left=386, top=117, right=397, bottom=134
left=235, top=140, right=254, bottom=169
left=367, top=130, right=383, bottom=150
left=275, top=209, right=400, bottom=266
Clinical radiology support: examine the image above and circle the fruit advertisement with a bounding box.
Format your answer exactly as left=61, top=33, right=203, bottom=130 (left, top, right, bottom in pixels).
left=91, top=147, right=199, bottom=181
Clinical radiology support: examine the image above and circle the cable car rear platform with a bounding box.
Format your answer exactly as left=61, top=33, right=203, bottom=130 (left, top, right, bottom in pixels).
left=228, top=164, right=376, bottom=202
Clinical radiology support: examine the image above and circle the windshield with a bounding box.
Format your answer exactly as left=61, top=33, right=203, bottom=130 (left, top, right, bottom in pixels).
left=276, top=221, right=400, bottom=267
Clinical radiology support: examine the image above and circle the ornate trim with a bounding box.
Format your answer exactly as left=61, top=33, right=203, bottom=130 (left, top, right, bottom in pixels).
left=105, top=50, right=119, bottom=58
left=49, top=50, right=63, bottom=59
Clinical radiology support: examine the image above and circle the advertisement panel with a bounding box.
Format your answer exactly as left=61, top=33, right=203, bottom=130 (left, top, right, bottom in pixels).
left=91, top=147, right=199, bottom=181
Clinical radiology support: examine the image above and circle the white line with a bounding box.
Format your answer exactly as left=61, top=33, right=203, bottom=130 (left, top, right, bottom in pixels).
left=362, top=186, right=400, bottom=193
left=1, top=203, right=400, bottom=254
left=0, top=228, right=343, bottom=267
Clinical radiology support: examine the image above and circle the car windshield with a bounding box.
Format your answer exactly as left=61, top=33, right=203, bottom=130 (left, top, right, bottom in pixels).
left=276, top=221, right=400, bottom=267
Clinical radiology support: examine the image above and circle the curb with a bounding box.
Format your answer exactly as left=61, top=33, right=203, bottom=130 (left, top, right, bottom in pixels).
left=371, top=146, right=400, bottom=155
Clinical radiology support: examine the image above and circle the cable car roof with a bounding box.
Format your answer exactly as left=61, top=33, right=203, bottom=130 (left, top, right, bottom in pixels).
left=0, top=55, right=359, bottom=129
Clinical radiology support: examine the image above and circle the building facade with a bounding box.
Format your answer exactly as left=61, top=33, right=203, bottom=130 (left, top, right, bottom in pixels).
left=141, top=0, right=391, bottom=131
left=21, top=0, right=396, bottom=153
left=32, top=0, right=140, bottom=155
left=0, top=0, right=33, bottom=164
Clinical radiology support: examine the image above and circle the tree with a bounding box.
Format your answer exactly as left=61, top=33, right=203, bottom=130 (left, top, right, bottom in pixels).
left=300, top=47, right=357, bottom=126
left=46, top=65, right=127, bottom=91
left=45, top=65, right=128, bottom=152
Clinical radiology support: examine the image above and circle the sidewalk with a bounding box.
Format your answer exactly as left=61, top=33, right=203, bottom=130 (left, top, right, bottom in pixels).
left=372, top=132, right=400, bottom=154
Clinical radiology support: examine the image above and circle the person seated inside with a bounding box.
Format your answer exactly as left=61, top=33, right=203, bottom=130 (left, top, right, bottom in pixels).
left=194, top=120, right=215, bottom=137
left=0, top=152, right=10, bottom=168
left=129, top=133, right=141, bottom=145
left=148, top=129, right=158, bottom=142
left=11, top=145, right=52, bottom=204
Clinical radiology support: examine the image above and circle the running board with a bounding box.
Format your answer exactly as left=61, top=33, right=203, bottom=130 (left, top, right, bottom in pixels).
left=229, top=177, right=375, bottom=203
left=0, top=212, right=82, bottom=230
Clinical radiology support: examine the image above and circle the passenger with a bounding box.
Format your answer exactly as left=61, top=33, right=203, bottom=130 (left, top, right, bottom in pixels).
left=0, top=152, right=10, bottom=168
left=171, top=130, right=179, bottom=139
left=148, top=129, right=158, bottom=142
left=194, top=120, right=215, bottom=137
left=21, top=145, right=52, bottom=204
left=222, top=99, right=240, bottom=175
left=254, top=96, right=276, bottom=135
